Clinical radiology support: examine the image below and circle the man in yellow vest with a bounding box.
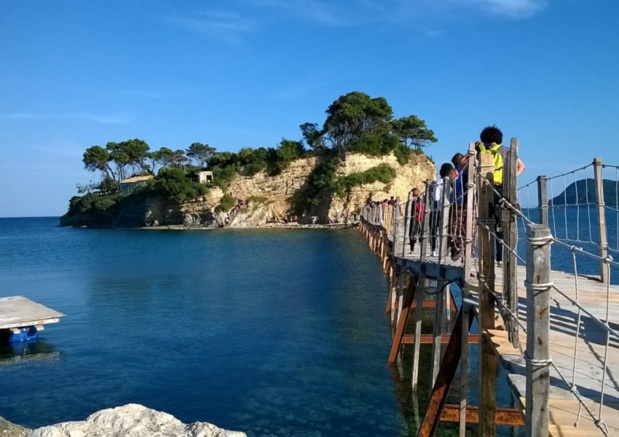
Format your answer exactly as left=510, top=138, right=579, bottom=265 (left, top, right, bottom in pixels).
left=477, top=126, right=525, bottom=266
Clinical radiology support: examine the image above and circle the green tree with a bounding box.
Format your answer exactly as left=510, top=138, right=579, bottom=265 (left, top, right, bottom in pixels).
left=391, top=115, right=437, bottom=150
left=152, top=168, right=207, bottom=202
left=266, top=138, right=305, bottom=175
left=83, top=145, right=115, bottom=181
left=99, top=177, right=120, bottom=194
left=207, top=151, right=238, bottom=169
left=238, top=147, right=268, bottom=175
left=122, top=138, right=150, bottom=173
left=105, top=139, right=150, bottom=181
left=300, top=122, right=326, bottom=152
left=323, top=91, right=393, bottom=155
left=148, top=147, right=175, bottom=173
left=171, top=149, right=190, bottom=169
left=186, top=142, right=215, bottom=168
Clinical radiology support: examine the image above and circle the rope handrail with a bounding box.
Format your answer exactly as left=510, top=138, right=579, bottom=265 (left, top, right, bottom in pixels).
left=360, top=155, right=619, bottom=435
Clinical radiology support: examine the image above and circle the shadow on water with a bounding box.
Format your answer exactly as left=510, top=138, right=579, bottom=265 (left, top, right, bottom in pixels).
left=0, top=340, right=59, bottom=365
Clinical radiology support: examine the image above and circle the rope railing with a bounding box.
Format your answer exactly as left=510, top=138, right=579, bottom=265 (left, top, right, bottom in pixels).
left=361, top=176, right=475, bottom=268
left=475, top=157, right=619, bottom=435
left=360, top=153, right=619, bottom=435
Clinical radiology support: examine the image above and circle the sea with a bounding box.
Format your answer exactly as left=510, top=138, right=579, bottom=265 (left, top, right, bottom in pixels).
left=0, top=210, right=615, bottom=436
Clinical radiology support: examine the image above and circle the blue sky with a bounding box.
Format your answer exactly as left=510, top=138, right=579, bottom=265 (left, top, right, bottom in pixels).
left=1, top=0, right=618, bottom=217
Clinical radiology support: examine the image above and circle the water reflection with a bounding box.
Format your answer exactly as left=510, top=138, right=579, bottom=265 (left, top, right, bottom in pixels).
left=0, top=340, right=59, bottom=365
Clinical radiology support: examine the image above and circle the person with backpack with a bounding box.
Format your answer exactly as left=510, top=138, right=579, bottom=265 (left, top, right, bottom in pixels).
left=477, top=125, right=525, bottom=266
left=408, top=187, right=425, bottom=252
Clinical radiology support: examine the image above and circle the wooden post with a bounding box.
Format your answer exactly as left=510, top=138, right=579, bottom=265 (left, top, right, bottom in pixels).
left=420, top=180, right=433, bottom=262
left=411, top=274, right=425, bottom=390
left=459, top=299, right=472, bottom=437
left=430, top=279, right=446, bottom=392
left=438, top=177, right=450, bottom=258
left=537, top=175, right=548, bottom=227
left=396, top=271, right=407, bottom=325
left=524, top=223, right=552, bottom=436
left=593, top=157, right=609, bottom=284
left=387, top=269, right=399, bottom=322
left=388, top=275, right=417, bottom=364
left=403, top=197, right=412, bottom=257
left=503, top=138, right=519, bottom=348
left=478, top=152, right=497, bottom=437
left=463, top=143, right=477, bottom=284
left=393, top=202, right=400, bottom=253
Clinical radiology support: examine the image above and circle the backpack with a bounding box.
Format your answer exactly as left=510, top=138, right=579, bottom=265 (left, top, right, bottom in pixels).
left=478, top=144, right=504, bottom=185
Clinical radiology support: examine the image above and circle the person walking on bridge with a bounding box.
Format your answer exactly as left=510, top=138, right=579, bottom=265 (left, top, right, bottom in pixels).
left=477, top=125, right=525, bottom=266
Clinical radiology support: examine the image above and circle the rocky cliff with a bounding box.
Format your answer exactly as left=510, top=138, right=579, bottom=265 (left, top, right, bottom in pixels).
left=62, top=152, right=435, bottom=228
left=145, top=152, right=435, bottom=228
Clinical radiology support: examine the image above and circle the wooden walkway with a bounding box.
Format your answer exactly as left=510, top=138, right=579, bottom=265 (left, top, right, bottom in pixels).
left=419, top=236, right=619, bottom=435
left=360, top=153, right=619, bottom=436
left=473, top=266, right=619, bottom=436
left=361, top=218, right=619, bottom=435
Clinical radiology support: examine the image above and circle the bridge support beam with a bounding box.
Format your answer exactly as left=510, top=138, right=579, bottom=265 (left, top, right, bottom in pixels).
left=418, top=304, right=475, bottom=436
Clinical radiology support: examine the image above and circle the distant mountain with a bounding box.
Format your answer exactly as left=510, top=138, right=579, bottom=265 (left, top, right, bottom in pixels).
left=549, top=178, right=618, bottom=206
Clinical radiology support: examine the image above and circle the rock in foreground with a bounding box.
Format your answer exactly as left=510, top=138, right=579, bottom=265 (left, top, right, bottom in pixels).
left=29, top=404, right=246, bottom=437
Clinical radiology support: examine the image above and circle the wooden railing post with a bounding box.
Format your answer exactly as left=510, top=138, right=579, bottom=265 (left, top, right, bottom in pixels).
left=463, top=143, right=477, bottom=284
left=503, top=138, right=519, bottom=347
left=524, top=223, right=552, bottom=436
left=593, top=157, right=609, bottom=284
left=420, top=180, right=433, bottom=262
left=393, top=202, right=400, bottom=253
left=411, top=273, right=425, bottom=390
left=537, top=175, right=548, bottom=227
left=438, top=177, right=450, bottom=259
left=478, top=152, right=497, bottom=436
left=404, top=197, right=412, bottom=257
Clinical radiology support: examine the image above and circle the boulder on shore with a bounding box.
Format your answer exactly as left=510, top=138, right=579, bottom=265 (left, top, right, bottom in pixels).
left=0, top=416, right=29, bottom=437
left=28, top=404, right=246, bottom=437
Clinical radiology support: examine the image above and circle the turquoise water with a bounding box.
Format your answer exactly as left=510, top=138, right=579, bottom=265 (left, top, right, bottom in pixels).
left=6, top=214, right=599, bottom=435
left=0, top=218, right=414, bottom=436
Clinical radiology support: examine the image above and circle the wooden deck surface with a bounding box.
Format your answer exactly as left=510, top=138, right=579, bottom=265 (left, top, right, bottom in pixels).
left=391, top=230, right=619, bottom=434
left=465, top=265, right=619, bottom=435
left=0, top=296, right=64, bottom=330
left=368, top=219, right=619, bottom=434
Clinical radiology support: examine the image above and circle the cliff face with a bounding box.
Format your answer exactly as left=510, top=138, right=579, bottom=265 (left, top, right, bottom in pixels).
left=84, top=152, right=435, bottom=228
left=154, top=152, right=435, bottom=228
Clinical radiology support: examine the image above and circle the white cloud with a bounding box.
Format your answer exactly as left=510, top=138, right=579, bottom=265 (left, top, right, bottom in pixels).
left=245, top=0, right=350, bottom=27
left=459, top=0, right=547, bottom=19
left=162, top=9, right=257, bottom=42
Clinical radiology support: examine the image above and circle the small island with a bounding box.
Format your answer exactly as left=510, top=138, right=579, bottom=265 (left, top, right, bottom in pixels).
left=61, top=91, right=437, bottom=229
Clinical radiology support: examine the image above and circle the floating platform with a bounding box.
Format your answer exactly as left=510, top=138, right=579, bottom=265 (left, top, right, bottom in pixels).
left=0, top=296, right=65, bottom=343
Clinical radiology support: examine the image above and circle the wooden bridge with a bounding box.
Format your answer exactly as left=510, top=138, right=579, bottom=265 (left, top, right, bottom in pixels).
left=359, top=144, right=619, bottom=436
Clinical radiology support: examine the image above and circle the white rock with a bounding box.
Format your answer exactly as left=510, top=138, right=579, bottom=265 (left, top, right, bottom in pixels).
left=28, top=404, right=246, bottom=437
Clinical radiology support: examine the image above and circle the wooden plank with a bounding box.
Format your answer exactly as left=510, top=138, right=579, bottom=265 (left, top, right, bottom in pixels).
left=0, top=296, right=65, bottom=329
left=483, top=329, right=525, bottom=357
left=519, top=397, right=619, bottom=436
left=440, top=404, right=524, bottom=426
left=402, top=333, right=478, bottom=344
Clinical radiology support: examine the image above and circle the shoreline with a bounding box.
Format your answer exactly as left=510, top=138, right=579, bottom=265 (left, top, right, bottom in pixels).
left=139, top=222, right=359, bottom=231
